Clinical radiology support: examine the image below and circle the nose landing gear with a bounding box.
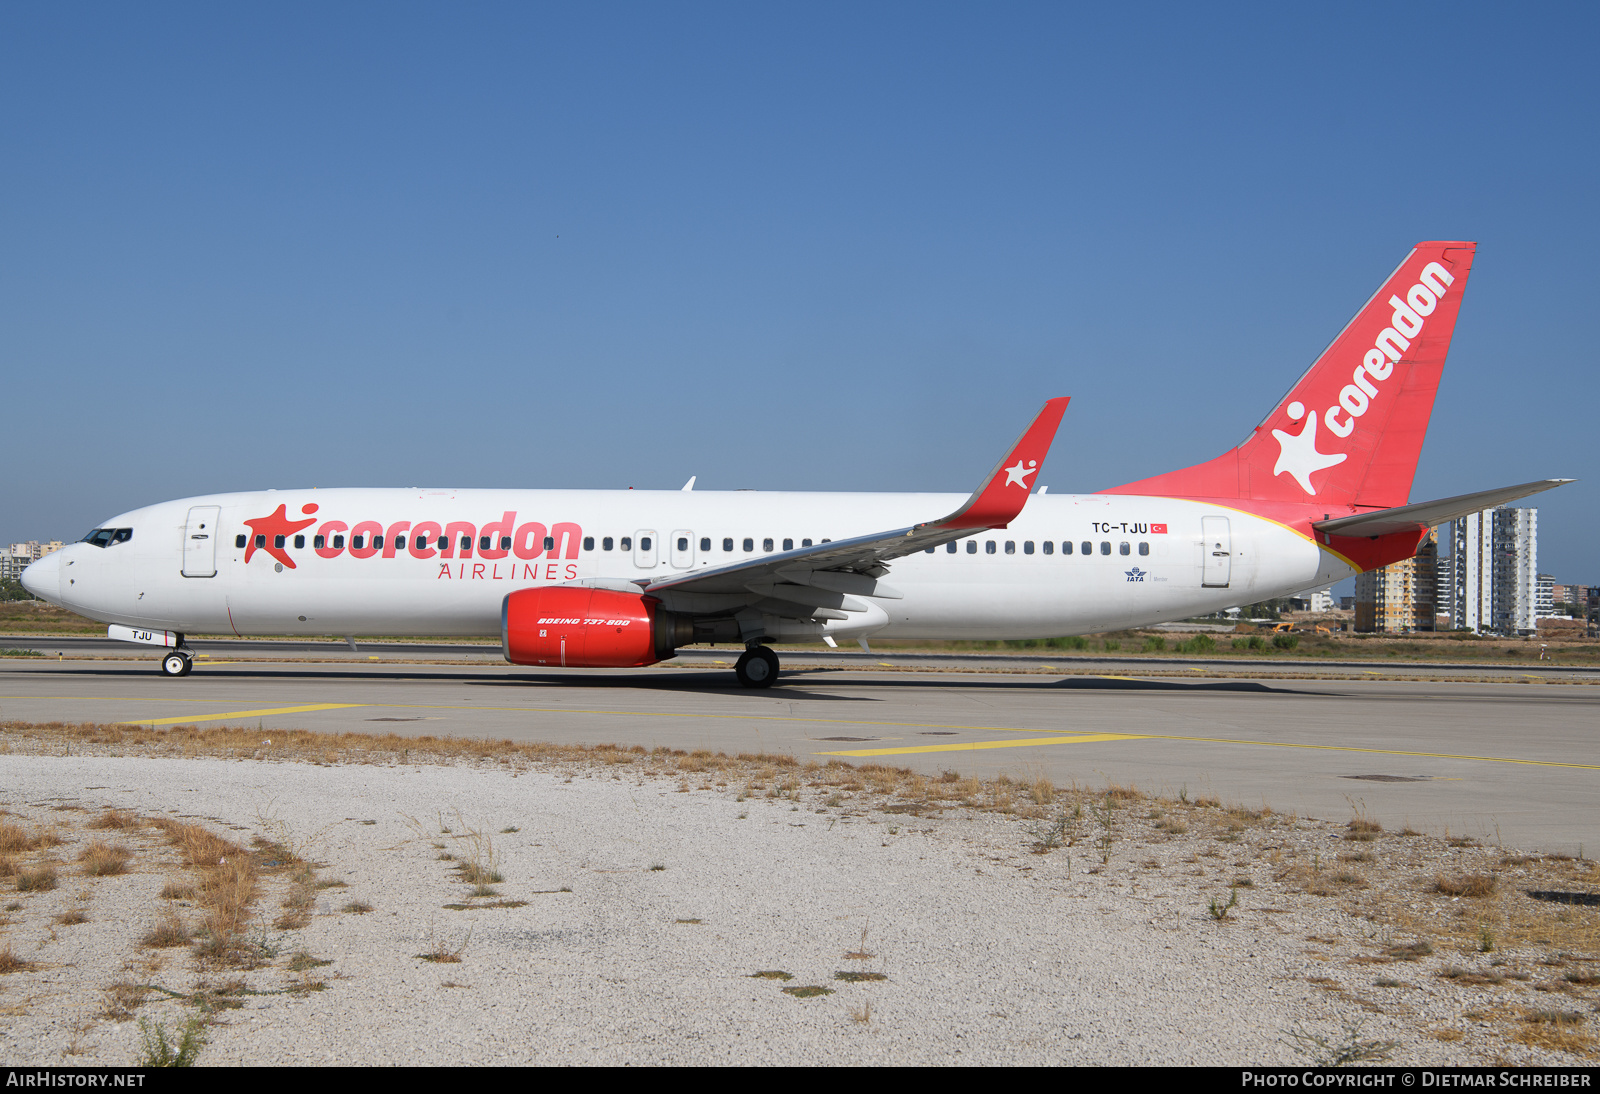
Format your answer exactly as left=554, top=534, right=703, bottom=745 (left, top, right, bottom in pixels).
left=159, top=650, right=193, bottom=677
left=733, top=645, right=779, bottom=688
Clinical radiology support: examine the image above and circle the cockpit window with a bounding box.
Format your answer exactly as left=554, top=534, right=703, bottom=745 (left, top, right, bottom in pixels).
left=81, top=528, right=131, bottom=548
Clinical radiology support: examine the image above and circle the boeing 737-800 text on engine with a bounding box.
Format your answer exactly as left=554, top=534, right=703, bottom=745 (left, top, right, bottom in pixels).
left=20, top=241, right=1571, bottom=686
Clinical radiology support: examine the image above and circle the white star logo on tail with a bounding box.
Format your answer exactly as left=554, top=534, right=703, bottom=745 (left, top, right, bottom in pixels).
left=1270, top=402, right=1347, bottom=496
left=1004, top=460, right=1038, bottom=489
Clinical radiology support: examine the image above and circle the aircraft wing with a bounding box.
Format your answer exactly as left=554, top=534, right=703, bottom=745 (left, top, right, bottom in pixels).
left=639, top=398, right=1069, bottom=616
left=1311, top=479, right=1574, bottom=539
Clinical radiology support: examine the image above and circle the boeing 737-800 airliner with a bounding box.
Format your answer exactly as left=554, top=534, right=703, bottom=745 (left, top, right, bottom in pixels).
left=20, top=241, right=1570, bottom=686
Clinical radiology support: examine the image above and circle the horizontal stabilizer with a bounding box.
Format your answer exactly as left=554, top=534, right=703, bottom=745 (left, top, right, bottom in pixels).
left=1312, top=479, right=1574, bottom=538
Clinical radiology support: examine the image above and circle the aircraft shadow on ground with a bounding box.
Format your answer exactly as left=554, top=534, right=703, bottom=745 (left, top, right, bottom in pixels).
left=11, top=662, right=1324, bottom=699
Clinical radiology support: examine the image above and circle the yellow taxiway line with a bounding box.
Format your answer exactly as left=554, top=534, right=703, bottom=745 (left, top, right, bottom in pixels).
left=819, top=733, right=1143, bottom=757
left=126, top=703, right=367, bottom=726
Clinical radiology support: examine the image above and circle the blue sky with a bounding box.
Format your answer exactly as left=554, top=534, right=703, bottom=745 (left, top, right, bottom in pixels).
left=3, top=3, right=1595, bottom=580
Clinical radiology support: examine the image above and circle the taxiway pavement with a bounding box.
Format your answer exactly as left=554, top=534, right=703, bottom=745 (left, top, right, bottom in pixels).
left=3, top=652, right=1595, bottom=854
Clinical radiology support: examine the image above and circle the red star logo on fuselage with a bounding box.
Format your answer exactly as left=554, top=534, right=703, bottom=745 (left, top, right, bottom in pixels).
left=243, top=503, right=318, bottom=568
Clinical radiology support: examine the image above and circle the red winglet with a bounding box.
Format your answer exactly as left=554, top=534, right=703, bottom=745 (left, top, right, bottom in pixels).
left=934, top=397, right=1069, bottom=531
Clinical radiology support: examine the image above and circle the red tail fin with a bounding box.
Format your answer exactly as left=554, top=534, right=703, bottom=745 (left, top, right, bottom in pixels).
left=1105, top=241, right=1476, bottom=509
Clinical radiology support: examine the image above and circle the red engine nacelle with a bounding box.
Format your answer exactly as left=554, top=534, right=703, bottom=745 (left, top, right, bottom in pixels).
left=501, top=586, right=693, bottom=668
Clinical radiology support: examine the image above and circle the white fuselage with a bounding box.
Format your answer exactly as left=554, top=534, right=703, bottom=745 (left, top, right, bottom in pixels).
left=29, top=488, right=1358, bottom=642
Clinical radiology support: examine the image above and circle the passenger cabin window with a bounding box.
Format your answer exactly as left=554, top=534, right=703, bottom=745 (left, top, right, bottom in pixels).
left=583, top=537, right=594, bottom=551
left=925, top=547, right=935, bottom=554
left=762, top=538, right=773, bottom=552
left=621, top=537, right=632, bottom=550
left=235, top=535, right=248, bottom=548
left=966, top=541, right=977, bottom=554
left=414, top=534, right=427, bottom=549
left=802, top=539, right=813, bottom=547
left=479, top=536, right=491, bottom=550
left=723, top=538, right=734, bottom=552
left=373, top=536, right=384, bottom=550
left=639, top=536, right=652, bottom=551
left=1081, top=541, right=1092, bottom=555
left=985, top=541, right=996, bottom=554
left=743, top=538, right=754, bottom=552
left=1023, top=541, right=1034, bottom=554
left=603, top=537, right=614, bottom=551
left=1042, top=541, right=1053, bottom=555
left=460, top=536, right=471, bottom=551
left=700, top=537, right=711, bottom=551
left=1099, top=541, right=1110, bottom=555
left=499, top=537, right=511, bottom=551
left=313, top=535, right=325, bottom=549
left=394, top=535, right=406, bottom=550
left=1138, top=542, right=1149, bottom=556
left=274, top=535, right=286, bottom=549
left=543, top=536, right=554, bottom=551
left=1004, top=541, right=1015, bottom=554
left=947, top=542, right=957, bottom=553
left=782, top=538, right=793, bottom=551
left=350, top=535, right=363, bottom=549
left=677, top=537, right=688, bottom=551
left=255, top=535, right=267, bottom=548
left=1119, top=542, right=1130, bottom=556
left=333, top=535, right=345, bottom=549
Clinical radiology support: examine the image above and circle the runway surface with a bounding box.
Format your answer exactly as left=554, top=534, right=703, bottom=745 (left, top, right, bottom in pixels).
left=4, top=650, right=1597, bottom=854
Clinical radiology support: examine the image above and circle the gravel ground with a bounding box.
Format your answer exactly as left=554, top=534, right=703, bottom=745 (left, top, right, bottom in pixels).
left=0, top=747, right=1594, bottom=1066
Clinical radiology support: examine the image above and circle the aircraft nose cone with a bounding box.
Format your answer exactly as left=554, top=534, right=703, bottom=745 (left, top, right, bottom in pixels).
left=19, top=551, right=60, bottom=604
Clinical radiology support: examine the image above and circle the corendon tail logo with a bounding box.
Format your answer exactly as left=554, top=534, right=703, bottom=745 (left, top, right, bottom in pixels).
left=240, top=507, right=583, bottom=581
left=1271, top=260, right=1455, bottom=496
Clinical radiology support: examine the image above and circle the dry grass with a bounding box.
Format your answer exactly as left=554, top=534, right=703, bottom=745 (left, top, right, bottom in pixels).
left=100, top=981, right=151, bottom=1020
left=0, top=943, right=38, bottom=974
left=16, top=865, right=58, bottom=892
left=78, top=840, right=132, bottom=876
left=141, top=907, right=192, bottom=948
left=1514, top=1010, right=1594, bottom=1055
left=0, top=823, right=29, bottom=853
left=1435, top=873, right=1499, bottom=898
left=89, top=810, right=139, bottom=831
left=1345, top=816, right=1383, bottom=842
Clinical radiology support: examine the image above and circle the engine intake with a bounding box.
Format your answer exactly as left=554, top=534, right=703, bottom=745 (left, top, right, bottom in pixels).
left=501, top=587, right=692, bottom=668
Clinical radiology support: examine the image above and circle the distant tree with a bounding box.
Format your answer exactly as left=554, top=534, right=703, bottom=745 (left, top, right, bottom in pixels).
left=0, top=579, right=34, bottom=602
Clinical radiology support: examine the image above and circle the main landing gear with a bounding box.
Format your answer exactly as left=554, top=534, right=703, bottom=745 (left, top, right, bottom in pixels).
left=159, top=650, right=193, bottom=677
left=734, top=645, right=779, bottom=689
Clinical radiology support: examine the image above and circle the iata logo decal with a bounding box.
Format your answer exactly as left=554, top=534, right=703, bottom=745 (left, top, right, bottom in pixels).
left=1271, top=260, right=1455, bottom=496
left=1124, top=566, right=1147, bottom=582
left=243, top=504, right=318, bottom=569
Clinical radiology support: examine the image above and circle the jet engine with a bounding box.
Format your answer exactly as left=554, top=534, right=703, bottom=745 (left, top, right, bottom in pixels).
left=501, top=586, right=694, bottom=668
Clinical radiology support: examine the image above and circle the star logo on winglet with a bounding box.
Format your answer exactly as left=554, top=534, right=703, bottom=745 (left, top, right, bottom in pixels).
left=1004, top=460, right=1038, bottom=489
